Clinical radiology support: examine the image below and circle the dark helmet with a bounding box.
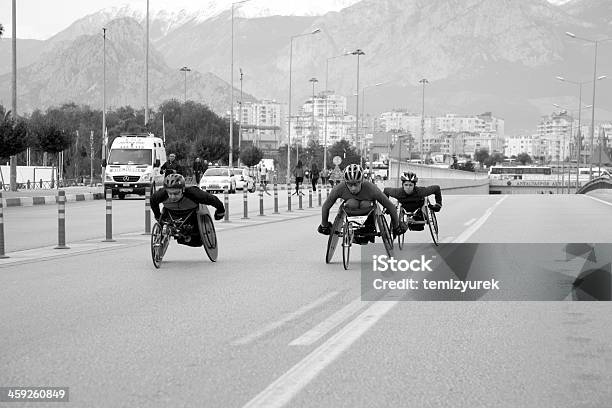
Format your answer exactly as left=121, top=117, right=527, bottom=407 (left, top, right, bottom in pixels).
left=164, top=173, right=185, bottom=189
left=400, top=171, right=418, bottom=184
left=344, top=164, right=363, bottom=182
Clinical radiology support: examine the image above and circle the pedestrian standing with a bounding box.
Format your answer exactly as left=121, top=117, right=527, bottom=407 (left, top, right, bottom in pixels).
left=310, top=163, right=320, bottom=191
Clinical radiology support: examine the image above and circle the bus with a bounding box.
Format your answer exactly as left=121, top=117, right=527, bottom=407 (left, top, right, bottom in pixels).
left=488, top=165, right=552, bottom=180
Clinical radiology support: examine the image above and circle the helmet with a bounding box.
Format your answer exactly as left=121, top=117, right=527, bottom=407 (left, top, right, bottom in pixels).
left=400, top=171, right=418, bottom=184
left=344, top=164, right=363, bottom=183
left=164, top=173, right=185, bottom=189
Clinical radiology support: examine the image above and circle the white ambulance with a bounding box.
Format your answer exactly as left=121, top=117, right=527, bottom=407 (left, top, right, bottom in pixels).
left=103, top=133, right=167, bottom=199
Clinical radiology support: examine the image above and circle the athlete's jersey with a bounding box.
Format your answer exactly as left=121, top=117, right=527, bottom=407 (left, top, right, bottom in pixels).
left=150, top=186, right=225, bottom=220
left=322, top=181, right=399, bottom=227
left=383, top=185, right=442, bottom=212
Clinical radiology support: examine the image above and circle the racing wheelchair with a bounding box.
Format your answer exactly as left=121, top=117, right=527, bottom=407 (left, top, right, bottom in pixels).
left=325, top=202, right=394, bottom=270
left=395, top=197, right=439, bottom=249
left=150, top=204, right=218, bottom=268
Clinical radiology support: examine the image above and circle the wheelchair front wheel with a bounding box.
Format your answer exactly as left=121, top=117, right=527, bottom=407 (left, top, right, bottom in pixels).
left=425, top=205, right=439, bottom=246
left=326, top=210, right=345, bottom=264
left=151, top=223, right=170, bottom=268
left=342, top=223, right=352, bottom=270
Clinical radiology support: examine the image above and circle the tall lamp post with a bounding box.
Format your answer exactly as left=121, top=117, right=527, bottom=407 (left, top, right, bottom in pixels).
left=309, top=77, right=318, bottom=145
left=351, top=49, right=365, bottom=167
left=556, top=75, right=606, bottom=190
left=566, top=32, right=612, bottom=180
left=419, top=78, right=428, bottom=161
left=145, top=0, right=149, bottom=126
left=286, top=28, right=321, bottom=183
left=324, top=52, right=350, bottom=172
left=238, top=67, right=244, bottom=167
left=361, top=82, right=384, bottom=170
left=229, top=0, right=251, bottom=168
left=180, top=66, right=191, bottom=103
left=102, top=27, right=107, bottom=175
left=10, top=0, right=17, bottom=191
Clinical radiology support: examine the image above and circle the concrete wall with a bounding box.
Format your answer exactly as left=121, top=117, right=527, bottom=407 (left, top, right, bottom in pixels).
left=389, top=161, right=487, bottom=180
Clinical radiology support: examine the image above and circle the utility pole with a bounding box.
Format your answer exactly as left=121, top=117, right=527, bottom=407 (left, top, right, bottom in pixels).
left=10, top=0, right=17, bottom=191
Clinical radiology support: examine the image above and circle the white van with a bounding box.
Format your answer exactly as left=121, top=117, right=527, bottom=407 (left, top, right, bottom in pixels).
left=103, top=133, right=166, bottom=199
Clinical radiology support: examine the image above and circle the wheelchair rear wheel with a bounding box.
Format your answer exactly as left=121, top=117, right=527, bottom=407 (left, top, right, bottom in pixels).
left=198, top=213, right=218, bottom=262
left=326, top=209, right=345, bottom=264
left=342, top=223, right=352, bottom=270
left=376, top=214, right=394, bottom=257
left=151, top=223, right=170, bottom=268
left=425, top=205, right=439, bottom=246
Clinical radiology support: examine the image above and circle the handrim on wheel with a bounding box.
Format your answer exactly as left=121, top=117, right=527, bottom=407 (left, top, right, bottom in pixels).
left=198, top=209, right=218, bottom=262
left=151, top=222, right=169, bottom=268
left=325, top=209, right=345, bottom=264
left=425, top=202, right=439, bottom=246
left=377, top=213, right=394, bottom=257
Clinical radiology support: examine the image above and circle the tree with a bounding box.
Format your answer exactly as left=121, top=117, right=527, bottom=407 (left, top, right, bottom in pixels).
left=0, top=109, right=29, bottom=163
left=474, top=148, right=490, bottom=166
left=240, top=145, right=263, bottom=167
left=0, top=23, right=4, bottom=37
left=485, top=152, right=505, bottom=167
left=327, top=139, right=362, bottom=169
left=30, top=120, right=72, bottom=186
left=517, top=152, right=532, bottom=165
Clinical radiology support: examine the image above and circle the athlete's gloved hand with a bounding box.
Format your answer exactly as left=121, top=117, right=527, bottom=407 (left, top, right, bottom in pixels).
left=214, top=210, right=225, bottom=220
left=318, top=224, right=331, bottom=235
left=429, top=203, right=442, bottom=212
left=393, top=222, right=407, bottom=237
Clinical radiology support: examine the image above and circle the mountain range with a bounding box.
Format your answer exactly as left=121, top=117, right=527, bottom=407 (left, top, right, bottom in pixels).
left=1, top=0, right=611, bottom=134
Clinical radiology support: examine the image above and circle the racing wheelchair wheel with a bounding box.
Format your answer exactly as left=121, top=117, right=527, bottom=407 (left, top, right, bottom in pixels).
left=376, top=213, right=394, bottom=257
left=326, top=208, right=345, bottom=264
left=397, top=210, right=407, bottom=250
left=151, top=222, right=170, bottom=268
left=424, top=202, right=439, bottom=246
left=197, top=210, right=218, bottom=262
left=342, top=222, right=352, bottom=270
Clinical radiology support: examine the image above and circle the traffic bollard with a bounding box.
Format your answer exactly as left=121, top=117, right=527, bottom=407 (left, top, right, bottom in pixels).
left=308, top=185, right=313, bottom=208
left=143, top=188, right=151, bottom=235
left=298, top=184, right=303, bottom=210
left=103, top=189, right=115, bottom=242
left=259, top=185, right=265, bottom=216
left=224, top=188, right=230, bottom=222
left=273, top=183, right=279, bottom=214
left=242, top=188, right=249, bottom=219
left=318, top=184, right=322, bottom=207
left=55, top=190, right=70, bottom=249
left=287, top=184, right=292, bottom=212
left=0, top=192, right=8, bottom=258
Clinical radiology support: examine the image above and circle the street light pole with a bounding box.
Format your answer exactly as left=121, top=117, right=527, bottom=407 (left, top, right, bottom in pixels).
left=351, top=49, right=365, bottom=167
left=145, top=0, right=149, bottom=126
left=419, top=78, right=428, bottom=161
left=324, top=52, right=350, bottom=172
left=286, top=29, right=321, bottom=183
left=10, top=0, right=17, bottom=191
left=238, top=68, right=243, bottom=167
left=102, top=27, right=107, bottom=171
left=180, top=66, right=191, bottom=103
left=566, top=32, right=612, bottom=180
left=556, top=74, right=606, bottom=190
left=361, top=82, right=383, bottom=172
left=309, top=77, right=318, bottom=145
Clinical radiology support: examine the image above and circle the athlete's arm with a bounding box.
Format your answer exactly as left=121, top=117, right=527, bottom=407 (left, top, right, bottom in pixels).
left=150, top=189, right=168, bottom=220
left=321, top=185, right=341, bottom=226
left=373, top=187, right=400, bottom=227
left=183, top=187, right=225, bottom=213
left=420, top=185, right=442, bottom=206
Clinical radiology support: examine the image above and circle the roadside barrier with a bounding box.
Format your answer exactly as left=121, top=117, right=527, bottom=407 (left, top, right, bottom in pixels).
left=273, top=183, right=279, bottom=214
left=103, top=189, right=115, bottom=242
left=259, top=185, right=265, bottom=216
left=55, top=190, right=70, bottom=249
left=143, top=189, right=151, bottom=234
left=308, top=185, right=313, bottom=208
left=298, top=184, right=303, bottom=210
left=287, top=184, right=292, bottom=212
left=0, top=192, right=7, bottom=258
left=242, top=188, right=249, bottom=219
left=318, top=183, right=322, bottom=206
left=224, top=188, right=230, bottom=223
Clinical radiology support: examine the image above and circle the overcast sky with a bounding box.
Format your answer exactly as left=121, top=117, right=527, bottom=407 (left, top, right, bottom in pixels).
left=1, top=0, right=573, bottom=41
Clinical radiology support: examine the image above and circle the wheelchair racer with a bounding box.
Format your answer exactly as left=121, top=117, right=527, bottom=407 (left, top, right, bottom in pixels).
left=383, top=172, right=442, bottom=231
left=151, top=174, right=225, bottom=246
left=318, top=164, right=405, bottom=244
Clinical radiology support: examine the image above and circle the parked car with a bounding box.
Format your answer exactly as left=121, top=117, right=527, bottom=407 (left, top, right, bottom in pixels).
left=232, top=167, right=256, bottom=192
left=199, top=167, right=236, bottom=193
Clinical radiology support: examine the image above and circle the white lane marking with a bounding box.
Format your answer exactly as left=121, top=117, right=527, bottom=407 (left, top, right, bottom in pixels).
left=289, top=298, right=371, bottom=346
left=584, top=194, right=612, bottom=207
left=463, top=218, right=477, bottom=226
left=243, top=197, right=507, bottom=407
left=242, top=299, right=398, bottom=408
left=454, top=196, right=507, bottom=243
left=232, top=291, right=340, bottom=345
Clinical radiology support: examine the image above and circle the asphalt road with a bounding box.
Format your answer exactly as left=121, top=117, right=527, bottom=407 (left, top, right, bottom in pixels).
left=1, top=194, right=612, bottom=407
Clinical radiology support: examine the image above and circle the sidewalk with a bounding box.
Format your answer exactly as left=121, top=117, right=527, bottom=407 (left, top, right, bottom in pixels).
left=0, top=186, right=105, bottom=207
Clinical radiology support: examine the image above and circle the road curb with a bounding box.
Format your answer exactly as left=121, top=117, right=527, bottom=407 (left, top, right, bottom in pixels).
left=2, top=192, right=105, bottom=207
